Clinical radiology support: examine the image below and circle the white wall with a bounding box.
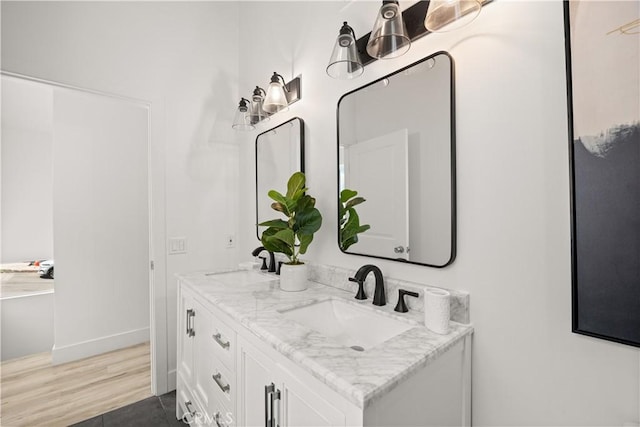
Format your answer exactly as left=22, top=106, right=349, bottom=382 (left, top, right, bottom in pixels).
left=236, top=1, right=640, bottom=425
left=1, top=1, right=241, bottom=392
left=1, top=76, right=54, bottom=263
left=1, top=293, right=54, bottom=361
left=50, top=87, right=150, bottom=364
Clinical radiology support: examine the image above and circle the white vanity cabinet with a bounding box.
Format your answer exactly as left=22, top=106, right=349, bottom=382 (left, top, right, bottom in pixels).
left=177, top=279, right=471, bottom=427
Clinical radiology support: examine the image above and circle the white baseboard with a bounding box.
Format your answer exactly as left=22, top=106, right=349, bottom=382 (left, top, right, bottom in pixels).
left=52, top=327, right=150, bottom=365
left=168, top=369, right=177, bottom=392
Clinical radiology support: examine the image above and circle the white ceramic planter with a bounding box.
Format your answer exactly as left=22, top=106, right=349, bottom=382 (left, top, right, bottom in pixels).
left=279, top=263, right=308, bottom=292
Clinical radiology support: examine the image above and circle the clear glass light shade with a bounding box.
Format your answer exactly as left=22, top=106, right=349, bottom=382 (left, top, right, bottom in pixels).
left=250, top=98, right=269, bottom=124
left=263, top=81, right=288, bottom=114
left=424, top=0, right=482, bottom=33
left=232, top=99, right=254, bottom=131
left=366, top=1, right=411, bottom=60
left=327, top=27, right=363, bottom=79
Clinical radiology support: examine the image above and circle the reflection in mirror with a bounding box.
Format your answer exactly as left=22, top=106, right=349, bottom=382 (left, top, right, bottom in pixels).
left=256, top=117, right=305, bottom=240
left=337, top=52, right=455, bottom=267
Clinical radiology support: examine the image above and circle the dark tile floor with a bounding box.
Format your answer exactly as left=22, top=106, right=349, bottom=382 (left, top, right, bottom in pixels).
left=69, top=391, right=185, bottom=427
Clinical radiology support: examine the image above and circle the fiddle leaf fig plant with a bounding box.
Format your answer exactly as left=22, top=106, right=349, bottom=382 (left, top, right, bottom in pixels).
left=339, top=189, right=371, bottom=251
left=258, top=172, right=323, bottom=265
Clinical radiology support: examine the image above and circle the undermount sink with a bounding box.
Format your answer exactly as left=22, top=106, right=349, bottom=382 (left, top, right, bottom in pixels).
left=278, top=298, right=415, bottom=351
left=205, top=270, right=276, bottom=286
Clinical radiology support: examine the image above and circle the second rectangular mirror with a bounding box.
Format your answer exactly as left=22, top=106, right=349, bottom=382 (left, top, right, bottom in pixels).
left=256, top=117, right=305, bottom=240
left=337, top=52, right=456, bottom=267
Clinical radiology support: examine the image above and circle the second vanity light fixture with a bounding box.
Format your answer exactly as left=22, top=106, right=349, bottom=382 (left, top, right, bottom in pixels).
left=232, top=73, right=301, bottom=131
left=326, top=0, right=488, bottom=80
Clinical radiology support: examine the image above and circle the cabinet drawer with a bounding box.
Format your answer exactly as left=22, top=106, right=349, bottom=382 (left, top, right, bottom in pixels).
left=177, top=375, right=207, bottom=426
left=209, top=311, right=236, bottom=371
left=210, top=394, right=236, bottom=427
left=209, top=359, right=235, bottom=412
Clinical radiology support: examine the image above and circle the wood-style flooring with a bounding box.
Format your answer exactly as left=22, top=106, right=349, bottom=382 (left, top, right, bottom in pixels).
left=1, top=342, right=152, bottom=427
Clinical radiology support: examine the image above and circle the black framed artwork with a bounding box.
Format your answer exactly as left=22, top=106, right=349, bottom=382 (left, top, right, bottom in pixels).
left=564, top=1, right=640, bottom=347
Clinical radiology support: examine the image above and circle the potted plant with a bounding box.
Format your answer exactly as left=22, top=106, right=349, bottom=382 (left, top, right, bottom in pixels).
left=339, top=189, right=370, bottom=251
left=259, top=172, right=322, bottom=291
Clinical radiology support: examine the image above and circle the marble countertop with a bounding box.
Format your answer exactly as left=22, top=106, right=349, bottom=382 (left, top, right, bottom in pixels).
left=177, top=269, right=473, bottom=409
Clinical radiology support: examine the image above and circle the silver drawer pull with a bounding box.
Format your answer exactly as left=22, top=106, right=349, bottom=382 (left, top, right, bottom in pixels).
left=212, top=332, right=230, bottom=349
left=212, top=372, right=230, bottom=393
left=185, top=400, right=197, bottom=417
left=214, top=411, right=229, bottom=427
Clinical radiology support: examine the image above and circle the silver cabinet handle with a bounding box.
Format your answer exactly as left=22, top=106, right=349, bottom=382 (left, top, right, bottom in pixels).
left=273, top=387, right=281, bottom=427
left=214, top=411, right=226, bottom=427
left=212, top=332, right=230, bottom=349
left=265, top=383, right=274, bottom=427
left=264, top=383, right=280, bottom=427
left=394, top=246, right=405, bottom=253
left=185, top=400, right=196, bottom=417
left=186, top=309, right=195, bottom=337
left=212, top=372, right=230, bottom=393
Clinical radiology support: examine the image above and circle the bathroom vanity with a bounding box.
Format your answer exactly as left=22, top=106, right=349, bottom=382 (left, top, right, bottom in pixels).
left=176, top=266, right=472, bottom=426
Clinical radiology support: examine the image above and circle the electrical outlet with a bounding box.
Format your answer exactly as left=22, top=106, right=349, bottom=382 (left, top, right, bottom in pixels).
left=168, top=237, right=187, bottom=255
left=226, top=234, right=235, bottom=249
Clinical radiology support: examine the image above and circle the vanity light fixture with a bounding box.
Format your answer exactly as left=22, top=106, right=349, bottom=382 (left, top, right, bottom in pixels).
left=366, top=0, right=411, bottom=60
left=250, top=86, right=269, bottom=124
left=327, top=22, right=364, bottom=79
left=263, top=72, right=302, bottom=114
left=424, top=0, right=482, bottom=32
left=232, top=75, right=301, bottom=131
left=232, top=98, right=254, bottom=131
left=346, top=0, right=492, bottom=68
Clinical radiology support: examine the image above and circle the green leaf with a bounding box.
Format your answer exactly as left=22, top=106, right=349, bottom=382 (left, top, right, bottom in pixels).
left=286, top=172, right=306, bottom=199
left=261, top=228, right=293, bottom=257
left=268, top=190, right=295, bottom=215
left=346, top=207, right=361, bottom=227
left=341, top=235, right=358, bottom=250
left=298, top=234, right=314, bottom=254
left=345, top=197, right=366, bottom=209
left=295, top=208, right=323, bottom=235
left=257, top=219, right=288, bottom=229
left=343, top=223, right=370, bottom=241
left=271, top=202, right=288, bottom=216
left=268, top=190, right=287, bottom=205
left=273, top=228, right=295, bottom=247
left=296, top=195, right=315, bottom=212
left=340, top=189, right=357, bottom=203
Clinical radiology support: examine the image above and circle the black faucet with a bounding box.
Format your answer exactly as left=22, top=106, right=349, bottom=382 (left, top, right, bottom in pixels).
left=394, top=289, right=419, bottom=313
left=251, top=246, right=276, bottom=273
left=348, top=264, right=386, bottom=306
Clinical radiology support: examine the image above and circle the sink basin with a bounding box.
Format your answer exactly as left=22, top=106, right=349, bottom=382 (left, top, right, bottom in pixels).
left=205, top=270, right=276, bottom=286
left=279, top=298, right=415, bottom=351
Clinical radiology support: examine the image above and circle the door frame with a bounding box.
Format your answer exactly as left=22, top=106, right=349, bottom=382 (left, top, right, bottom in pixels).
left=0, top=70, right=167, bottom=395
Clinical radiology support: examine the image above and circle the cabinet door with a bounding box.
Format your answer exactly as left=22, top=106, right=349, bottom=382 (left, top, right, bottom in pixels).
left=178, top=287, right=196, bottom=387
left=237, top=337, right=278, bottom=427
left=279, top=365, right=346, bottom=427
left=238, top=336, right=347, bottom=427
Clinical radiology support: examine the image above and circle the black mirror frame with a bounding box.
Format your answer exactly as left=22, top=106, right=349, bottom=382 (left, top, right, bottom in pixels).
left=255, top=117, right=305, bottom=241
left=336, top=51, right=456, bottom=268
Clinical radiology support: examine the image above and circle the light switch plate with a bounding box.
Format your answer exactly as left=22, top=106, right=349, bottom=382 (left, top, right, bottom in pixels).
left=168, top=237, right=187, bottom=255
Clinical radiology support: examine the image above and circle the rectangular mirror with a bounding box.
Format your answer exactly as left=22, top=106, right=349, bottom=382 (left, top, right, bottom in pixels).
left=337, top=52, right=455, bottom=267
left=256, top=117, right=305, bottom=240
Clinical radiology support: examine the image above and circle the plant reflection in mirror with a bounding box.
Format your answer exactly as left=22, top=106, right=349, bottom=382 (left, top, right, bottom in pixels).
left=339, top=189, right=371, bottom=251
left=258, top=172, right=323, bottom=265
